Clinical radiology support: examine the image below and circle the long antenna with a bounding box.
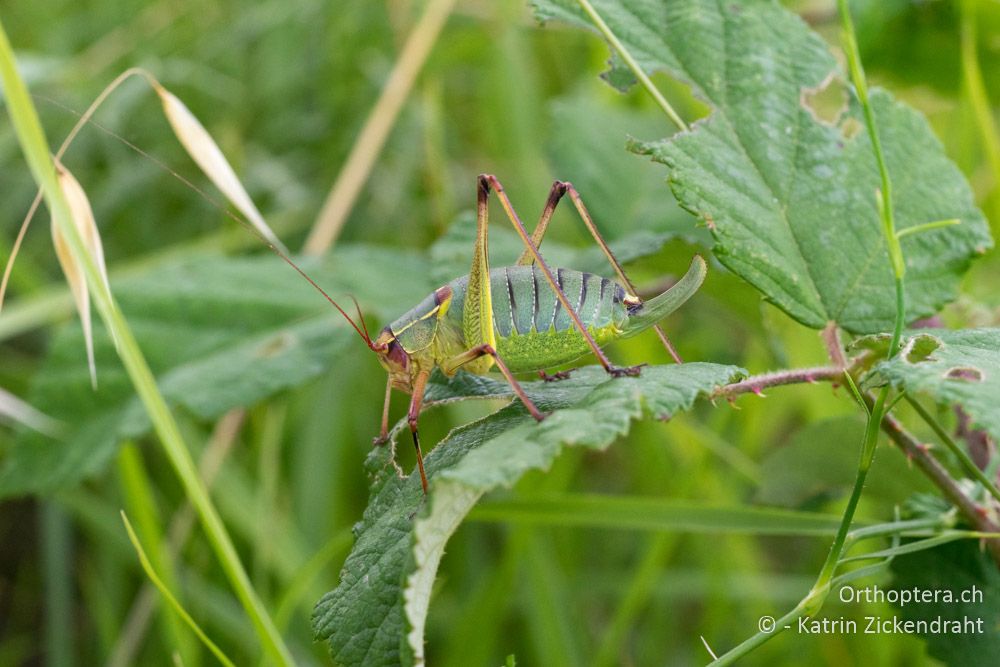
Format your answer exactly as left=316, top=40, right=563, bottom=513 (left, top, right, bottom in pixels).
left=30, top=96, right=380, bottom=350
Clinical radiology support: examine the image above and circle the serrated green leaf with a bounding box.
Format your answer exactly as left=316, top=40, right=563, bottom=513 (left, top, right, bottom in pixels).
left=310, top=363, right=744, bottom=667
left=0, top=246, right=434, bottom=498
left=867, top=328, right=1000, bottom=443
left=890, top=539, right=1000, bottom=665
left=532, top=0, right=992, bottom=333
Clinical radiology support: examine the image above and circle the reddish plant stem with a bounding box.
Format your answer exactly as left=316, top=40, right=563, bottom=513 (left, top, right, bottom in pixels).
left=712, top=365, right=1000, bottom=566
left=821, top=321, right=848, bottom=369
left=712, top=366, right=842, bottom=399
left=880, top=412, right=1000, bottom=566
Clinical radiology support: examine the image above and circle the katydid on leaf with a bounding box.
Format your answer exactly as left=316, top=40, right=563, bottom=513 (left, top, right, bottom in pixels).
left=0, top=66, right=705, bottom=496
left=321, top=174, right=707, bottom=493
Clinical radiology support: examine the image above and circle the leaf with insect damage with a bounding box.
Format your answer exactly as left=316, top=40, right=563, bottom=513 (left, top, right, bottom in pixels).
left=862, top=328, right=1000, bottom=444
left=531, top=0, right=992, bottom=334
left=311, top=362, right=744, bottom=667
left=0, top=246, right=433, bottom=498
left=51, top=159, right=115, bottom=388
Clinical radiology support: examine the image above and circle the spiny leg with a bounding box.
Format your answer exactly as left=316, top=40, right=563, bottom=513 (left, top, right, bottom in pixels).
left=407, top=370, right=432, bottom=494
left=517, top=179, right=683, bottom=364
left=443, top=343, right=547, bottom=421
left=479, top=174, right=641, bottom=378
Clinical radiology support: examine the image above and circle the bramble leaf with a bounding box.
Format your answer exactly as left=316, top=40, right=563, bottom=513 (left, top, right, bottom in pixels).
left=865, top=328, right=1000, bottom=443
left=532, top=0, right=992, bottom=333
left=311, top=363, right=745, bottom=666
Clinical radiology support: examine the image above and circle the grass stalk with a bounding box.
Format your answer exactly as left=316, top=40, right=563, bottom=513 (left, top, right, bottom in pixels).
left=0, top=22, right=293, bottom=666
left=960, top=0, right=1000, bottom=228
left=117, top=442, right=198, bottom=666
left=121, top=512, right=237, bottom=667
left=41, top=502, right=75, bottom=667
left=303, top=0, right=457, bottom=254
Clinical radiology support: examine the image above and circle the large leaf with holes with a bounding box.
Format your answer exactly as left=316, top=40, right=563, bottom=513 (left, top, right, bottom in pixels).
left=532, top=0, right=992, bottom=333
left=865, top=328, right=1000, bottom=443
left=311, top=363, right=744, bottom=666
left=0, top=246, right=434, bottom=498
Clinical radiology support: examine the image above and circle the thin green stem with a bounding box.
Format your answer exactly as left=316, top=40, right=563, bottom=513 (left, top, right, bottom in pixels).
left=121, top=513, right=237, bottom=667
left=575, top=0, right=689, bottom=132
left=906, top=396, right=1000, bottom=505
left=841, top=370, right=871, bottom=417
left=0, top=23, right=293, bottom=666
left=896, top=218, right=961, bottom=239
left=711, top=3, right=908, bottom=662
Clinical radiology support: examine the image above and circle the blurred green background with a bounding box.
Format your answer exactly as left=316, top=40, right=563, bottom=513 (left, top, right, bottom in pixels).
left=1, top=0, right=997, bottom=664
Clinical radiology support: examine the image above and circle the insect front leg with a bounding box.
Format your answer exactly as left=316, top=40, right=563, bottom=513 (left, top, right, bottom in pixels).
left=478, top=174, right=643, bottom=378
left=373, top=375, right=393, bottom=446
left=407, top=370, right=432, bottom=494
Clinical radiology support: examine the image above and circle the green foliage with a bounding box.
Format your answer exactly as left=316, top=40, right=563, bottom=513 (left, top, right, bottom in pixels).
left=0, top=248, right=432, bottom=497
left=755, top=415, right=931, bottom=508
left=312, top=363, right=744, bottom=665
left=533, top=0, right=992, bottom=333
left=890, top=539, right=1000, bottom=666
left=1, top=0, right=998, bottom=665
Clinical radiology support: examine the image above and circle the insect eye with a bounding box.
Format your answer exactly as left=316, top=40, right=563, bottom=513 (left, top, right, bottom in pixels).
left=386, top=339, right=409, bottom=368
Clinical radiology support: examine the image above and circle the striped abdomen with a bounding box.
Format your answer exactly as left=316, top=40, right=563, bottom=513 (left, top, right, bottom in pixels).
left=444, top=266, right=630, bottom=372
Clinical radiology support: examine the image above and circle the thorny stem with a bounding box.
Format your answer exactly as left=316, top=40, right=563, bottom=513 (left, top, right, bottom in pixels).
left=712, top=366, right=841, bottom=399
left=821, top=322, right=848, bottom=369
left=711, top=2, right=921, bottom=662
left=880, top=413, right=1000, bottom=563
left=904, top=396, right=1000, bottom=505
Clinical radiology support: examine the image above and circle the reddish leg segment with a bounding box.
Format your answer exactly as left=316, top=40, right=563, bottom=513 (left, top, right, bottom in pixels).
left=479, top=174, right=643, bottom=377
left=517, top=179, right=683, bottom=364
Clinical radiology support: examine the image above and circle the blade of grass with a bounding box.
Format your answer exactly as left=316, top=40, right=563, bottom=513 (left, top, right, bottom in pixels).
left=41, top=502, right=75, bottom=667
left=522, top=532, right=583, bottom=666
left=0, top=24, right=293, bottom=666
left=303, top=0, right=457, bottom=254
left=469, top=494, right=848, bottom=536
left=960, top=0, right=1000, bottom=229
left=120, top=512, right=237, bottom=667
left=117, top=442, right=198, bottom=666
left=110, top=410, right=244, bottom=667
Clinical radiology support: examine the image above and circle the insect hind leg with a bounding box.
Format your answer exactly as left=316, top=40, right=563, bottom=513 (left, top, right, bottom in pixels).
left=518, top=178, right=684, bottom=364
left=478, top=174, right=645, bottom=378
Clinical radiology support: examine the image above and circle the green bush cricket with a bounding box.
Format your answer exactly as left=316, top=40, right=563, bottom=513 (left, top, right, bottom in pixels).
left=314, top=174, right=707, bottom=493
left=0, top=65, right=705, bottom=496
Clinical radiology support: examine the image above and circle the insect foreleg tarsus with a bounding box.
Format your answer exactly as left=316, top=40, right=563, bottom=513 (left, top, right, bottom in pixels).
left=538, top=369, right=574, bottom=382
